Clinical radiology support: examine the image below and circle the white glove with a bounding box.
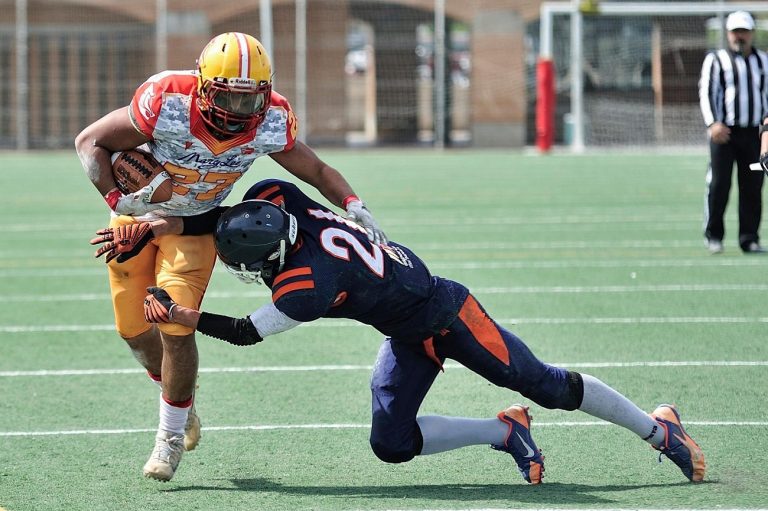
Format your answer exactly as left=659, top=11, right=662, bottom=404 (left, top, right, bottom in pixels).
left=346, top=199, right=387, bottom=245
left=110, top=184, right=160, bottom=216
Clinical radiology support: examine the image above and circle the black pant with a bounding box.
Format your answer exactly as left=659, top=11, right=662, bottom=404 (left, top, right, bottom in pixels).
left=705, top=126, right=764, bottom=250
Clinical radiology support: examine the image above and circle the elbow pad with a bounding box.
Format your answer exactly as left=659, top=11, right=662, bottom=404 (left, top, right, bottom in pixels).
left=197, top=312, right=263, bottom=346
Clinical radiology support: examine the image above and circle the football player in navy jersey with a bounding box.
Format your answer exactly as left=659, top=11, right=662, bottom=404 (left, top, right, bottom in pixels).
left=95, top=179, right=705, bottom=484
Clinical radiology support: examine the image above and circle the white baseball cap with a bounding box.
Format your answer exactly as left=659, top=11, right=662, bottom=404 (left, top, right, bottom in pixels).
left=726, top=11, right=755, bottom=31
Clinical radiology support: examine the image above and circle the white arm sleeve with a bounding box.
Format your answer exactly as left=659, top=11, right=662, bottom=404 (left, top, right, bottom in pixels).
left=249, top=303, right=303, bottom=337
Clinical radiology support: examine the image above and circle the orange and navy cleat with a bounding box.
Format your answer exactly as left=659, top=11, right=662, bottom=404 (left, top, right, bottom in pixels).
left=651, top=404, right=706, bottom=482
left=491, top=404, right=544, bottom=484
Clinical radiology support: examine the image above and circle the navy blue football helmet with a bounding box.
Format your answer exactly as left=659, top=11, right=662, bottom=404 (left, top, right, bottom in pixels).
left=214, top=200, right=297, bottom=284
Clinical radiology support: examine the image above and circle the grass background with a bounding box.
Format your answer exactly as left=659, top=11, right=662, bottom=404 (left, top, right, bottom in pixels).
left=1, top=149, right=767, bottom=510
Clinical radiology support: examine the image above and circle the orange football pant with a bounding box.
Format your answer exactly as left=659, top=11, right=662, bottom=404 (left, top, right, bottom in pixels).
left=106, top=215, right=216, bottom=337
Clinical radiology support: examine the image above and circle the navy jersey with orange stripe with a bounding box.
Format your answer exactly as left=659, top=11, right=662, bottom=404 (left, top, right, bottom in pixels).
left=243, top=179, right=469, bottom=342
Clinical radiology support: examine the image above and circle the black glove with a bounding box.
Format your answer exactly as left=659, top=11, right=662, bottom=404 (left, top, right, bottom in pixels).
left=143, top=286, right=177, bottom=323
left=760, top=152, right=768, bottom=172
left=90, top=223, right=155, bottom=263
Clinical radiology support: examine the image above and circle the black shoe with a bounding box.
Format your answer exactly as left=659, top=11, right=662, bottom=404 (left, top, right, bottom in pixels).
left=743, top=242, right=767, bottom=254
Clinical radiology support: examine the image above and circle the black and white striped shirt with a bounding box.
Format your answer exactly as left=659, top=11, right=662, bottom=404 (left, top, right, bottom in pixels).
left=699, top=48, right=768, bottom=127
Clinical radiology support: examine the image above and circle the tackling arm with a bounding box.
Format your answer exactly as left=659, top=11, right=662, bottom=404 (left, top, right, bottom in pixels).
left=144, top=287, right=301, bottom=346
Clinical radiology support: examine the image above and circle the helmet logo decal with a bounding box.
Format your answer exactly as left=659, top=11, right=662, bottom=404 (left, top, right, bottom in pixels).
left=288, top=214, right=298, bottom=244
left=228, top=77, right=259, bottom=90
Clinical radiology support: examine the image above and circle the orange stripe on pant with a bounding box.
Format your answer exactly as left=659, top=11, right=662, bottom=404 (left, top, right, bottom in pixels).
left=422, top=337, right=444, bottom=371
left=457, top=295, right=509, bottom=365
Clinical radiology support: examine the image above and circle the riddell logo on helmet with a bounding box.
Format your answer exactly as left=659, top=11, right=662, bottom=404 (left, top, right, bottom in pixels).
left=228, top=77, right=258, bottom=89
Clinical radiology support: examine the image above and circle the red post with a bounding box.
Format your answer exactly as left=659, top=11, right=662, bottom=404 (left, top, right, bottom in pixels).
left=536, top=58, right=555, bottom=153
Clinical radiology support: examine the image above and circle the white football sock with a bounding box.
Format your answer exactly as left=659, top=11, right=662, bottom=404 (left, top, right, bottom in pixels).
left=579, top=373, right=665, bottom=446
left=157, top=394, right=190, bottom=435
left=417, top=415, right=508, bottom=455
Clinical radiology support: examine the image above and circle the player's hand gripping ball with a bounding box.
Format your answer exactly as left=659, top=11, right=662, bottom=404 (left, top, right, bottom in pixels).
left=111, top=149, right=173, bottom=203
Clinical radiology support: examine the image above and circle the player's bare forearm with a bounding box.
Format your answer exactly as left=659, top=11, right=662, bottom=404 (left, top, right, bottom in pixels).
left=149, top=218, right=184, bottom=237
left=169, top=305, right=201, bottom=329
left=74, top=106, right=149, bottom=195
left=270, top=142, right=354, bottom=208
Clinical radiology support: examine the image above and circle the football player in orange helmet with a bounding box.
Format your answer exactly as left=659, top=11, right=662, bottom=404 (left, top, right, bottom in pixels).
left=196, top=33, right=273, bottom=137
left=75, top=31, right=387, bottom=482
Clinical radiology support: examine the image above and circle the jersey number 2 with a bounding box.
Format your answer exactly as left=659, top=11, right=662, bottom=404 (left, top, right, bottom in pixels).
left=320, top=228, right=384, bottom=278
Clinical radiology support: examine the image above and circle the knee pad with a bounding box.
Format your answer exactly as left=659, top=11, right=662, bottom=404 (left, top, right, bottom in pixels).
left=370, top=440, right=417, bottom=464
left=369, top=426, right=423, bottom=464
left=521, top=369, right=584, bottom=411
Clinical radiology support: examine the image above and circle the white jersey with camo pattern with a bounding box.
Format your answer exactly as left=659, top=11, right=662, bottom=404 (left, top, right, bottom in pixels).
left=128, top=70, right=297, bottom=219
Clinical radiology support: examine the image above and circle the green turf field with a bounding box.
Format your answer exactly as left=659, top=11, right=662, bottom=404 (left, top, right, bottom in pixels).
left=1, top=149, right=767, bottom=511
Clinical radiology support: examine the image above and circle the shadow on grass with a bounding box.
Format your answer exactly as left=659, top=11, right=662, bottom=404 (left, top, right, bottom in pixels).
left=167, top=478, right=707, bottom=504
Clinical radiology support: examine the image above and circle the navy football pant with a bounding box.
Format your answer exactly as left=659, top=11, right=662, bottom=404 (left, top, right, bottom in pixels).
left=369, top=294, right=582, bottom=464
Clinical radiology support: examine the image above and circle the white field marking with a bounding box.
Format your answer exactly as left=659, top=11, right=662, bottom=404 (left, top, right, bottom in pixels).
left=5, top=283, right=768, bottom=303
left=0, top=289, right=272, bottom=302
left=1, top=421, right=767, bottom=438
left=4, top=316, right=768, bottom=334
left=0, top=240, right=710, bottom=259
left=1, top=257, right=766, bottom=278
left=2, top=360, right=767, bottom=378
left=413, top=240, right=706, bottom=250
left=428, top=258, right=768, bottom=270
left=0, top=214, right=700, bottom=233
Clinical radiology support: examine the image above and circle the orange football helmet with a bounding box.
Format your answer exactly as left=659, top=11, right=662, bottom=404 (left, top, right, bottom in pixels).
left=196, top=32, right=272, bottom=136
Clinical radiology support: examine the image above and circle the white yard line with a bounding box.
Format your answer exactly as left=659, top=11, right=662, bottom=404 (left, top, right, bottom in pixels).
left=3, top=283, right=768, bottom=303
left=1, top=257, right=767, bottom=278
left=1, top=420, right=766, bottom=438
left=4, top=315, right=768, bottom=334
left=1, top=360, right=767, bottom=378
left=0, top=259, right=759, bottom=278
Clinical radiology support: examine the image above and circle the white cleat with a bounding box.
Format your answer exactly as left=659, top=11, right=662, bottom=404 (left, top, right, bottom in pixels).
left=143, top=430, right=184, bottom=482
left=184, top=404, right=201, bottom=451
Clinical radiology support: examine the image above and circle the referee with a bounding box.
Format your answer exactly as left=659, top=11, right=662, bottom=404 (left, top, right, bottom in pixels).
left=699, top=11, right=768, bottom=254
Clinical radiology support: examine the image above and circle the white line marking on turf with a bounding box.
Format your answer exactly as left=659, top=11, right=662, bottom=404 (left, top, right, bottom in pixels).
left=0, top=239, right=715, bottom=258
left=1, top=360, right=766, bottom=377
left=4, top=283, right=768, bottom=303
left=0, top=216, right=702, bottom=233
left=1, top=421, right=766, bottom=438
left=5, top=316, right=768, bottom=333
left=414, top=240, right=706, bottom=250
left=2, top=257, right=767, bottom=278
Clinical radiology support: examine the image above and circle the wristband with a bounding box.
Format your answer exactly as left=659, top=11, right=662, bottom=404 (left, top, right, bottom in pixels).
left=342, top=195, right=360, bottom=209
left=168, top=303, right=177, bottom=322
left=759, top=124, right=768, bottom=136
left=104, top=188, right=123, bottom=211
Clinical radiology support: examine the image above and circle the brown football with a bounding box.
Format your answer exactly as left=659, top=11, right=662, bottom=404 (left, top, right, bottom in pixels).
left=111, top=149, right=173, bottom=203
